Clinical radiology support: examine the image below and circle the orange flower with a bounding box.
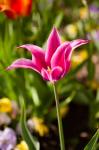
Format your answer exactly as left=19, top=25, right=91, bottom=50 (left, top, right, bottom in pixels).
left=0, top=0, right=32, bottom=19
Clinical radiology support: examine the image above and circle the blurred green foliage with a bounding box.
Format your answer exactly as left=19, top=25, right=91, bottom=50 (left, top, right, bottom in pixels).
left=0, top=0, right=99, bottom=149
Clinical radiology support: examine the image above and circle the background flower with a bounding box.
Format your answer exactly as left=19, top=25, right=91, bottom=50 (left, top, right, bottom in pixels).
left=0, top=113, right=11, bottom=126
left=14, top=141, right=29, bottom=150
left=0, top=128, right=16, bottom=150
left=0, top=98, right=12, bottom=113
left=0, top=0, right=32, bottom=19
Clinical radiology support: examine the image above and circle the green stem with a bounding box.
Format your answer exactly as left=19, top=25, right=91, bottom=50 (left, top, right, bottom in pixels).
left=53, top=83, right=65, bottom=150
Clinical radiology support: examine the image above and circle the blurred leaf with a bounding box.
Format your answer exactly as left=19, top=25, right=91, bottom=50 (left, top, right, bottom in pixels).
left=84, top=129, right=99, bottom=150
left=47, top=91, right=76, bottom=121
left=96, top=89, right=99, bottom=103
left=54, top=12, right=64, bottom=28
left=20, top=99, right=40, bottom=150
left=87, top=60, right=95, bottom=80
left=31, top=87, right=41, bottom=107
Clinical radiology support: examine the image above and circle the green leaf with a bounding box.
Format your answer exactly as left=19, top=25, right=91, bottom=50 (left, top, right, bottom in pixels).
left=87, top=60, right=95, bottom=80
left=47, top=91, right=76, bottom=121
left=54, top=12, right=64, bottom=28
left=84, top=129, right=99, bottom=150
left=20, top=99, right=40, bottom=150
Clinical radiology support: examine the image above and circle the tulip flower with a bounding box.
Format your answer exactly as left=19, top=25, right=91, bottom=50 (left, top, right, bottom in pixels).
left=7, top=28, right=89, bottom=150
left=0, top=0, right=32, bottom=19
left=7, top=28, right=89, bottom=82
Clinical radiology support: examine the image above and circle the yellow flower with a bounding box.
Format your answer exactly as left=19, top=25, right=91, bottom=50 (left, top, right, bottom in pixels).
left=0, top=98, right=12, bottom=113
left=14, top=141, right=29, bottom=150
left=72, top=49, right=88, bottom=68
left=87, top=80, right=99, bottom=90
left=79, top=7, right=88, bottom=19
left=65, top=24, right=77, bottom=38
left=60, top=106, right=69, bottom=118
left=32, top=117, right=49, bottom=137
left=96, top=112, right=99, bottom=119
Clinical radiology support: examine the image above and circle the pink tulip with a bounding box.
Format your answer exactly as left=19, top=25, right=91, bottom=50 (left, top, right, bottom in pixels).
left=7, top=28, right=89, bottom=82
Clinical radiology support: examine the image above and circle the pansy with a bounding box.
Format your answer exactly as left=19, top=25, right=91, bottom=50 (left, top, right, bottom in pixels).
left=27, top=117, right=49, bottom=136
left=0, top=0, right=32, bottom=19
left=0, top=98, right=12, bottom=113
left=7, top=28, right=89, bottom=82
left=0, top=127, right=16, bottom=150
left=14, top=141, right=29, bottom=150
left=89, top=5, right=99, bottom=13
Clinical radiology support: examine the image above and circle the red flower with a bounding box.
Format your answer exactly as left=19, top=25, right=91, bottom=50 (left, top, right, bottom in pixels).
left=0, top=0, right=32, bottom=19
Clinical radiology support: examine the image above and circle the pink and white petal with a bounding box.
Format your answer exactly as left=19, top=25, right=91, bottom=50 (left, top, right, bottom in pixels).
left=70, top=39, right=89, bottom=50
left=51, top=39, right=89, bottom=68
left=18, top=44, right=45, bottom=56
left=61, top=40, right=89, bottom=75
left=45, top=27, right=61, bottom=66
left=50, top=66, right=63, bottom=82
left=65, top=61, right=71, bottom=73
left=41, top=68, right=49, bottom=81
left=7, top=58, right=40, bottom=73
left=18, top=44, right=46, bottom=70
left=51, top=42, right=70, bottom=68
left=67, top=39, right=89, bottom=60
left=61, top=60, right=71, bottom=77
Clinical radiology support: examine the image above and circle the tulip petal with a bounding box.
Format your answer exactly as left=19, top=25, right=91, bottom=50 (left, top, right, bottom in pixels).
left=66, top=39, right=89, bottom=61
left=1, top=0, right=32, bottom=19
left=61, top=60, right=71, bottom=77
left=19, top=44, right=44, bottom=55
left=45, top=27, right=61, bottom=66
left=51, top=42, right=70, bottom=68
left=70, top=39, right=89, bottom=49
left=50, top=66, right=63, bottom=82
left=7, top=58, right=40, bottom=73
left=18, top=44, right=46, bottom=71
left=41, top=68, right=49, bottom=81
left=52, top=45, right=71, bottom=77
left=51, top=39, right=89, bottom=68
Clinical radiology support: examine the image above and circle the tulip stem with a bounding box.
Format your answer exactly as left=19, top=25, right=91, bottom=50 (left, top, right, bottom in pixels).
left=53, top=83, right=65, bottom=150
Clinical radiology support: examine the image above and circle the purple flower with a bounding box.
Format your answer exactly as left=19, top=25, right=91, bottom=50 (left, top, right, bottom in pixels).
left=0, top=128, right=16, bottom=150
left=93, top=30, right=99, bottom=41
left=7, top=28, right=89, bottom=82
left=89, top=5, right=99, bottom=13
left=87, top=30, right=99, bottom=41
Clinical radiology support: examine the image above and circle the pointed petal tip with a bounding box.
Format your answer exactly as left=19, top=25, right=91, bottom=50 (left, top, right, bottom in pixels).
left=16, top=44, right=32, bottom=49
left=6, top=67, right=9, bottom=71
left=75, top=39, right=89, bottom=43
left=51, top=27, right=59, bottom=35
left=81, top=39, right=90, bottom=43
left=70, top=39, right=89, bottom=50
left=52, top=26, right=57, bottom=32
left=6, top=66, right=13, bottom=71
left=16, top=45, right=29, bottom=49
left=45, top=27, right=61, bottom=66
